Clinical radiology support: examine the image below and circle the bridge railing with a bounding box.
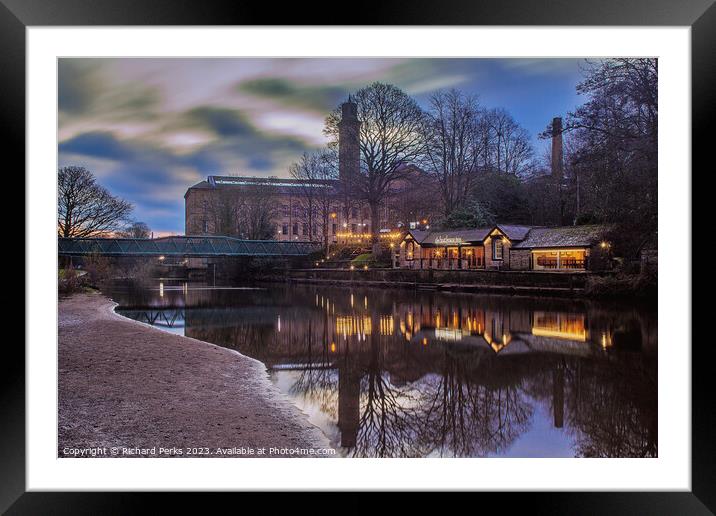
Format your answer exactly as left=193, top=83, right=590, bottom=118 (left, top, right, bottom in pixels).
left=58, top=236, right=320, bottom=257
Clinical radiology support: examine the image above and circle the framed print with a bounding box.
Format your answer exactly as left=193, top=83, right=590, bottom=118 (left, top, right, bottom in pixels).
left=6, top=0, right=711, bottom=511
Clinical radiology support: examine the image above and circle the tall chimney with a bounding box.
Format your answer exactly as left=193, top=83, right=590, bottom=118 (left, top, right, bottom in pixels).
left=338, top=96, right=360, bottom=183
left=551, top=116, right=563, bottom=181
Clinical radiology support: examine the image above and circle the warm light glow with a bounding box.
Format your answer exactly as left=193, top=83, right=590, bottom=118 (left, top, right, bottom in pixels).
left=363, top=265, right=368, bottom=270
left=330, top=342, right=336, bottom=352
left=350, top=265, right=355, bottom=270
left=330, top=212, right=337, bottom=219
left=158, top=255, right=165, bottom=261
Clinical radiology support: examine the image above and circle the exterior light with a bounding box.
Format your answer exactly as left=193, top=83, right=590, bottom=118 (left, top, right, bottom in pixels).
left=350, top=265, right=355, bottom=270
left=600, top=241, right=609, bottom=249
left=422, top=219, right=428, bottom=224
left=389, top=243, right=394, bottom=248
left=330, top=212, right=337, bottom=219
left=363, top=265, right=368, bottom=270
left=158, top=255, right=165, bottom=261
left=315, top=262, right=319, bottom=266
left=330, top=342, right=336, bottom=353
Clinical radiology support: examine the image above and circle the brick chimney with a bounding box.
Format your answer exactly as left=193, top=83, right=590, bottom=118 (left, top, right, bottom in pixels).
left=338, top=96, right=360, bottom=183
left=551, top=116, right=563, bottom=181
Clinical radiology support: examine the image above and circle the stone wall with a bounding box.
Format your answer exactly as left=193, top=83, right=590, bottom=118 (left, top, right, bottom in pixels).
left=484, top=229, right=512, bottom=269
left=509, top=249, right=531, bottom=270
left=279, top=267, right=595, bottom=289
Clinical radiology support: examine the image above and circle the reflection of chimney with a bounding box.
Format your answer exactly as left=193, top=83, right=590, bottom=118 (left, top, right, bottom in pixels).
left=337, top=363, right=361, bottom=448
left=551, top=117, right=563, bottom=181
left=338, top=96, right=360, bottom=183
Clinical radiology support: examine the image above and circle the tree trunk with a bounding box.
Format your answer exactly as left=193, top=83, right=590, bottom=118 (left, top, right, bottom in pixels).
left=370, top=202, right=381, bottom=256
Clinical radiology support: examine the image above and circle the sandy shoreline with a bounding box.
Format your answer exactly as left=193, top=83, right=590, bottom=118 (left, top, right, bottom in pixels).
left=58, top=292, right=333, bottom=457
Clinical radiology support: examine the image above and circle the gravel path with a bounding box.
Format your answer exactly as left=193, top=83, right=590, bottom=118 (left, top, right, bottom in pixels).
left=58, top=292, right=333, bottom=458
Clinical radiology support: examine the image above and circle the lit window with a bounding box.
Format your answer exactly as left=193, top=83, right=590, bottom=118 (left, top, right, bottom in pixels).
left=493, top=238, right=503, bottom=260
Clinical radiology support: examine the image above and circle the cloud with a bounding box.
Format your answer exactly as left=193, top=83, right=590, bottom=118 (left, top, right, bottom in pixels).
left=58, top=60, right=104, bottom=114
left=59, top=131, right=138, bottom=161
left=239, top=78, right=349, bottom=113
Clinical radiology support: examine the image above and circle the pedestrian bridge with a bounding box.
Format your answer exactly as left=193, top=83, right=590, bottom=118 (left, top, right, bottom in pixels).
left=58, top=236, right=320, bottom=258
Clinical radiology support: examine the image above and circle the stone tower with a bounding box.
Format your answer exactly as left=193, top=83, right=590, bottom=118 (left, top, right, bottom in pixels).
left=551, top=116, right=563, bottom=181
left=338, top=96, right=361, bottom=182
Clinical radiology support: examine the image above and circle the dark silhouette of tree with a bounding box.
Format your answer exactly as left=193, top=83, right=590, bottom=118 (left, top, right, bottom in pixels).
left=421, top=89, right=484, bottom=216
left=117, top=221, right=151, bottom=238
left=57, top=166, right=133, bottom=238
left=289, top=149, right=339, bottom=256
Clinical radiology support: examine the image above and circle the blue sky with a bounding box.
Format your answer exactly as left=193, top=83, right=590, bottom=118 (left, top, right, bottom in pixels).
left=58, top=58, right=587, bottom=235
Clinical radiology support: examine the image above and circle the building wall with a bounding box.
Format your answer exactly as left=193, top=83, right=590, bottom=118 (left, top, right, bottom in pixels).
left=185, top=183, right=406, bottom=244
left=509, top=249, right=531, bottom=270
left=484, top=229, right=512, bottom=269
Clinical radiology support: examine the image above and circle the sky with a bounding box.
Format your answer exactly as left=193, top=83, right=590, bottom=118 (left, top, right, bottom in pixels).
left=58, top=58, right=588, bottom=235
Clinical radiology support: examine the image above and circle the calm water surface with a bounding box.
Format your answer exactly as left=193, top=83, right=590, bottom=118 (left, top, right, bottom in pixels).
left=107, top=280, right=657, bottom=458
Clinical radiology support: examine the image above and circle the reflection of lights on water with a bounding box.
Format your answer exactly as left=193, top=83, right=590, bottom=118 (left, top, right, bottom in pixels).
left=277, top=315, right=281, bottom=332
left=364, top=296, right=368, bottom=309
left=159, top=282, right=164, bottom=297
left=601, top=332, right=612, bottom=349
left=422, top=337, right=428, bottom=346
left=330, top=342, right=336, bottom=352
left=350, top=294, right=354, bottom=308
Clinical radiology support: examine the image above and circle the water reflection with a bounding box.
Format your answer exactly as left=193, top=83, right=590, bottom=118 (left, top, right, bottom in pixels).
left=109, top=281, right=657, bottom=458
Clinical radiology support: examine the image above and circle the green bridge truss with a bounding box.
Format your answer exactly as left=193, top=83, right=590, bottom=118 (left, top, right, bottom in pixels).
left=58, top=236, right=320, bottom=257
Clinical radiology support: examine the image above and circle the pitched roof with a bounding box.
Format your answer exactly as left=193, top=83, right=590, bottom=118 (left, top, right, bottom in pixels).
left=494, top=224, right=534, bottom=241
left=513, top=224, right=611, bottom=249
left=405, top=229, right=429, bottom=243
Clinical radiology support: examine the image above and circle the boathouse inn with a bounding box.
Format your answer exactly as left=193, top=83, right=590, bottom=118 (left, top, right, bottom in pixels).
left=399, top=224, right=612, bottom=272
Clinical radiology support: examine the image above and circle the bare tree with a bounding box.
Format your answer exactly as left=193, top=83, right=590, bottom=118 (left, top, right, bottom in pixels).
left=421, top=89, right=484, bottom=216
left=484, top=108, right=534, bottom=175
left=58, top=166, right=133, bottom=238
left=238, top=183, right=280, bottom=240
left=289, top=149, right=339, bottom=255
left=117, top=221, right=151, bottom=239
left=325, top=83, right=425, bottom=255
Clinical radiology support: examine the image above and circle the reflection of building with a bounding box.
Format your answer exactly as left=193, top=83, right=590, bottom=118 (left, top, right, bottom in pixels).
left=532, top=312, right=587, bottom=341
left=184, top=98, right=426, bottom=245
left=399, top=224, right=612, bottom=271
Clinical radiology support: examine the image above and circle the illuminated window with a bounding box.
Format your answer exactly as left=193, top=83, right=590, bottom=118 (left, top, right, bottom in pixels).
left=492, top=238, right=503, bottom=260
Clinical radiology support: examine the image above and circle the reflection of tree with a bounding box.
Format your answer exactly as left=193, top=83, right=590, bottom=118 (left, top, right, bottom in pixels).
left=288, top=319, right=338, bottom=418
left=416, top=351, right=532, bottom=457
left=350, top=331, right=423, bottom=458
left=567, top=356, right=657, bottom=458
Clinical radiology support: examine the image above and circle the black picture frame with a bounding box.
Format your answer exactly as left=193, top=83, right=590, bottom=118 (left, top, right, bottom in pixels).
left=5, top=0, right=709, bottom=511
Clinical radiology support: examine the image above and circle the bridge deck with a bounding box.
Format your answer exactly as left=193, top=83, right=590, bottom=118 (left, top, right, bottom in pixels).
left=58, top=235, right=319, bottom=257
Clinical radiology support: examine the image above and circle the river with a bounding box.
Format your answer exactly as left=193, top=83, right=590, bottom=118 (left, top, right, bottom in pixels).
left=106, top=280, right=657, bottom=458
